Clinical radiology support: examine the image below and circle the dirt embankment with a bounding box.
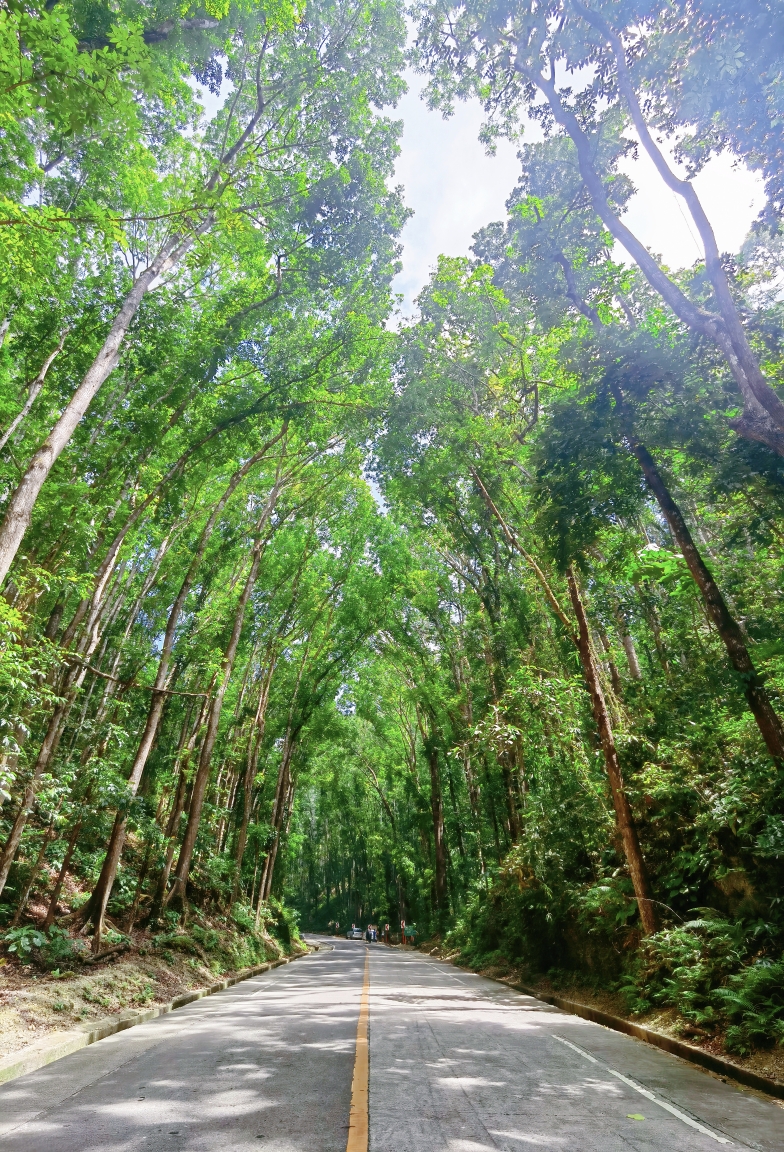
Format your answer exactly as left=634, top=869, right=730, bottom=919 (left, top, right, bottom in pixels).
left=417, top=940, right=784, bottom=1088
left=0, top=921, right=304, bottom=1060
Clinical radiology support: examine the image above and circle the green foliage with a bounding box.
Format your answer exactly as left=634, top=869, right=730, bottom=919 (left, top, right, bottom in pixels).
left=717, top=961, right=784, bottom=1054
left=3, top=926, right=47, bottom=956
left=2, top=924, right=86, bottom=970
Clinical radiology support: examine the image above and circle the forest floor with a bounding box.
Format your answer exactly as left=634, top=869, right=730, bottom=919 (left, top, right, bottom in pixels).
left=0, top=916, right=305, bottom=1060
left=417, top=940, right=784, bottom=1087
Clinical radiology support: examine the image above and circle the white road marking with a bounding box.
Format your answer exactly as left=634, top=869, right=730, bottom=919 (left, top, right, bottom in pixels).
left=553, top=1034, right=733, bottom=1145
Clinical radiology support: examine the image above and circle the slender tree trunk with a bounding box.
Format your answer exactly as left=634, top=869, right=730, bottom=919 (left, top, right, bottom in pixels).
left=446, top=768, right=465, bottom=851
left=625, top=439, right=784, bottom=762
left=497, top=746, right=522, bottom=843
left=11, top=819, right=56, bottom=925
left=522, top=61, right=784, bottom=454
left=256, top=736, right=296, bottom=916
left=43, top=818, right=82, bottom=929
left=597, top=624, right=624, bottom=698
left=567, top=568, right=657, bottom=934
left=233, top=662, right=275, bottom=898
left=615, top=610, right=642, bottom=680
left=88, top=460, right=286, bottom=935
left=587, top=7, right=784, bottom=446
left=0, top=332, right=67, bottom=453
left=0, top=233, right=201, bottom=586
left=149, top=702, right=205, bottom=922
left=85, top=812, right=130, bottom=951
left=0, top=702, right=72, bottom=898
left=167, top=535, right=267, bottom=913
left=0, top=507, right=160, bottom=897
left=125, top=840, right=154, bottom=933
left=426, top=743, right=448, bottom=913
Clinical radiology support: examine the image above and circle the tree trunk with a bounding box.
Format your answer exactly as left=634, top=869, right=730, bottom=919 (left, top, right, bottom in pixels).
left=590, top=8, right=784, bottom=446
left=597, top=623, right=624, bottom=697
left=0, top=332, right=67, bottom=453
left=626, top=439, right=784, bottom=762
left=497, top=745, right=522, bottom=843
left=43, top=818, right=82, bottom=929
left=615, top=610, right=642, bottom=679
left=0, top=233, right=199, bottom=586
left=11, top=819, right=56, bottom=926
left=233, top=661, right=275, bottom=898
left=567, top=568, right=657, bottom=935
left=0, top=702, right=72, bottom=898
left=426, top=742, right=448, bottom=913
left=167, top=537, right=266, bottom=913
left=523, top=62, right=784, bottom=455
left=256, top=734, right=296, bottom=917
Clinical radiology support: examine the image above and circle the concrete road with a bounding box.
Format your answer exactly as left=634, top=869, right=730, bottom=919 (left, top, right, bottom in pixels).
left=0, top=938, right=781, bottom=1151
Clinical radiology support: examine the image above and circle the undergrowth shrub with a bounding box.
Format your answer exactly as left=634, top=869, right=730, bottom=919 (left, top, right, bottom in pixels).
left=2, top=924, right=88, bottom=970
left=716, top=959, right=784, bottom=1053
left=620, top=914, right=745, bottom=1026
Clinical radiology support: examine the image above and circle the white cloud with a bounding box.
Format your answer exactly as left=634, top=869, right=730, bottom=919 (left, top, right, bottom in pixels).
left=617, top=143, right=765, bottom=268
left=391, top=74, right=522, bottom=315
left=392, top=74, right=766, bottom=313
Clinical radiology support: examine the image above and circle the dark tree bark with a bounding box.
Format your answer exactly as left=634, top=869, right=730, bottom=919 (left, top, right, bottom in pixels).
left=567, top=568, right=657, bottom=935
left=617, top=424, right=784, bottom=762
left=233, top=660, right=275, bottom=898
left=43, top=817, right=82, bottom=929
left=426, top=742, right=448, bottom=913
left=256, top=732, right=298, bottom=915
left=167, top=539, right=266, bottom=914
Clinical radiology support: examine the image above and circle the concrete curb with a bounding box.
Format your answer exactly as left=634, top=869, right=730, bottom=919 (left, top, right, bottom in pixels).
left=419, top=946, right=784, bottom=1102
left=508, top=979, right=784, bottom=1102
left=0, top=950, right=309, bottom=1087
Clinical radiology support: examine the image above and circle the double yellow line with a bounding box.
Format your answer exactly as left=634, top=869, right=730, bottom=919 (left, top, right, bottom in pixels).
left=346, top=947, right=370, bottom=1152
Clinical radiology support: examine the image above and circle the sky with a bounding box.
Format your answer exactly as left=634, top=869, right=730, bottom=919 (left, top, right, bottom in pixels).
left=391, top=73, right=767, bottom=316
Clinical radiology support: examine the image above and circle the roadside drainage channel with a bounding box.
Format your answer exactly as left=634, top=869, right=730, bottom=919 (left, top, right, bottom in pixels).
left=0, top=948, right=313, bottom=1087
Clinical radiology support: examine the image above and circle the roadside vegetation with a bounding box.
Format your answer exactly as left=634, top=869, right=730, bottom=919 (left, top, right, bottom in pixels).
left=2, top=0, right=784, bottom=1077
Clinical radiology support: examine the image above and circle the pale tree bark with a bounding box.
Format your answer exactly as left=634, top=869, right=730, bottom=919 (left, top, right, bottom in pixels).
left=166, top=489, right=283, bottom=916
left=81, top=431, right=289, bottom=940
left=0, top=31, right=307, bottom=585
left=0, top=231, right=202, bottom=586
left=515, top=51, right=784, bottom=455
left=574, top=2, right=784, bottom=450
left=0, top=332, right=67, bottom=453
left=615, top=609, right=642, bottom=680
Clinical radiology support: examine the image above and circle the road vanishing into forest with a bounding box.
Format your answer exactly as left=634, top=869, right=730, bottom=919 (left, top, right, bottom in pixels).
left=0, top=937, right=782, bottom=1152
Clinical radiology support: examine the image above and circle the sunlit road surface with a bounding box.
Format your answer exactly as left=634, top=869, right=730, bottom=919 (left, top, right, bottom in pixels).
left=0, top=938, right=782, bottom=1151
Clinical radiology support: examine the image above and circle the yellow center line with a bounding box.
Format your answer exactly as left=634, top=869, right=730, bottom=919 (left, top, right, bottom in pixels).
left=346, top=947, right=370, bottom=1152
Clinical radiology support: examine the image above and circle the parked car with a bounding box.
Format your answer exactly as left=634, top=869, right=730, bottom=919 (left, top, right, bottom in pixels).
left=345, top=927, right=364, bottom=939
